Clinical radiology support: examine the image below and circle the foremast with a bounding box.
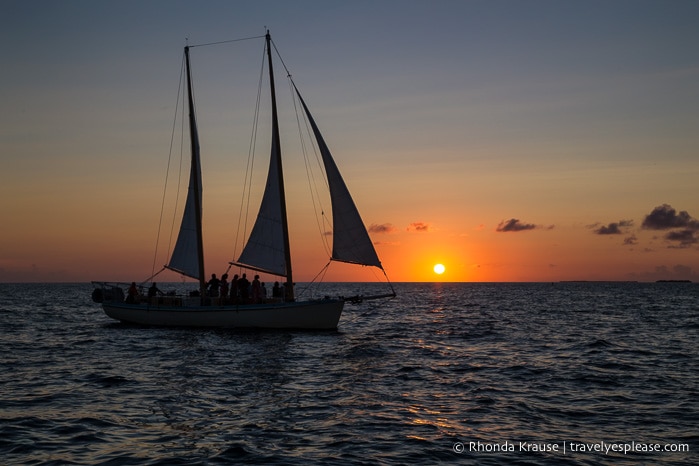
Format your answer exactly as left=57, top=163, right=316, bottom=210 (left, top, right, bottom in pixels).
left=163, top=46, right=206, bottom=300
left=184, top=46, right=207, bottom=299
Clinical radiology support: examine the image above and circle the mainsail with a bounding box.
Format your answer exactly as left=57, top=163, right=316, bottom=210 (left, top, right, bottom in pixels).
left=233, top=37, right=383, bottom=282
left=232, top=32, right=291, bottom=280
left=234, top=134, right=287, bottom=276
left=166, top=46, right=205, bottom=285
left=294, top=85, right=383, bottom=269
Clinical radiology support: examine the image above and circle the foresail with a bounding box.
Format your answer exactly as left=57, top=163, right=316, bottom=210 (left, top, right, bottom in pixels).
left=234, top=135, right=287, bottom=277
left=294, top=85, right=382, bottom=269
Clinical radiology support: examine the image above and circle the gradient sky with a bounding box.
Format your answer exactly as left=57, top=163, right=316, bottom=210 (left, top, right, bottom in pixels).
left=2, top=0, right=698, bottom=283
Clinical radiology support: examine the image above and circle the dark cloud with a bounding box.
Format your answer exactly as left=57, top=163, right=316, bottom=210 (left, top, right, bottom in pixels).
left=593, top=219, right=633, bottom=235
left=641, top=204, right=699, bottom=247
left=496, top=219, right=536, bottom=232
left=595, top=223, right=621, bottom=235
left=624, top=235, right=638, bottom=245
left=407, top=222, right=431, bottom=232
left=369, top=223, right=396, bottom=234
left=642, top=204, right=699, bottom=230
left=665, top=229, right=698, bottom=248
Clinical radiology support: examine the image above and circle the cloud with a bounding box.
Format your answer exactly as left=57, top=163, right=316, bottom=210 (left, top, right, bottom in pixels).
left=373, top=240, right=400, bottom=246
left=595, top=223, right=622, bottom=235
left=673, top=264, right=692, bottom=276
left=593, top=219, right=634, bottom=235
left=496, top=218, right=536, bottom=232
left=407, top=222, right=431, bottom=232
left=641, top=204, right=699, bottom=230
left=665, top=229, right=698, bottom=248
left=641, top=204, right=699, bottom=248
left=369, top=223, right=397, bottom=234
left=624, top=235, right=638, bottom=245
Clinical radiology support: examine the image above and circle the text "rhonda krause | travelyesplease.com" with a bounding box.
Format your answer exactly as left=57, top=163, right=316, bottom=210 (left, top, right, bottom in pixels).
left=454, top=440, right=690, bottom=455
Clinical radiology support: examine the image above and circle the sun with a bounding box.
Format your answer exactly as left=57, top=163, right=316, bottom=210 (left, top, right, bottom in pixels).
left=433, top=263, right=446, bottom=275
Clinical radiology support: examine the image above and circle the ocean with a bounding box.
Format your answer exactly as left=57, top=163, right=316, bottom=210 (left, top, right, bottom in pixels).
left=1, top=282, right=697, bottom=465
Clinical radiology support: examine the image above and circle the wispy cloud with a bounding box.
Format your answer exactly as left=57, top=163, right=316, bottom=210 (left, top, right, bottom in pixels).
left=369, top=223, right=397, bottom=234
left=496, top=218, right=537, bottom=232
left=374, top=240, right=401, bottom=246
left=407, top=222, right=432, bottom=232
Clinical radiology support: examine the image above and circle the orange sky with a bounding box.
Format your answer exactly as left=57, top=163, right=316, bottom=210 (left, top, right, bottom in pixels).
left=2, top=1, right=698, bottom=283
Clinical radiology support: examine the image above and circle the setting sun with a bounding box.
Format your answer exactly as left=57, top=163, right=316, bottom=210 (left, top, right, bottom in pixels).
left=433, top=263, right=446, bottom=275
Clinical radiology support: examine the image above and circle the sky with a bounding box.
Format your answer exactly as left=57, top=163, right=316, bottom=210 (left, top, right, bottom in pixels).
left=2, top=0, right=699, bottom=283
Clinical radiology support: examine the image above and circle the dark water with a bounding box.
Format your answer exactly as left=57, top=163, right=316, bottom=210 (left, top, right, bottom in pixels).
left=1, top=282, right=697, bottom=465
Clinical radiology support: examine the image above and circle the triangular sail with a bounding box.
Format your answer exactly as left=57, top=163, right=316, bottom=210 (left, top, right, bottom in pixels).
left=233, top=33, right=290, bottom=279
left=294, top=85, right=383, bottom=269
left=233, top=134, right=287, bottom=276
left=166, top=47, right=205, bottom=283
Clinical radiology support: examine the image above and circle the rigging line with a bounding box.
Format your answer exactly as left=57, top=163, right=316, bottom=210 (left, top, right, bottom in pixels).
left=288, top=77, right=332, bottom=258
left=298, top=81, right=335, bottom=254
left=152, top=52, right=186, bottom=278
left=141, top=267, right=166, bottom=287
left=188, top=35, right=266, bottom=48
left=269, top=36, right=294, bottom=79
left=234, top=42, right=266, bottom=260
left=289, top=78, right=331, bottom=194
left=334, top=276, right=396, bottom=325
left=287, top=77, right=336, bottom=254
left=383, top=269, right=397, bottom=296
left=295, top=261, right=332, bottom=299
left=167, top=59, right=188, bottom=264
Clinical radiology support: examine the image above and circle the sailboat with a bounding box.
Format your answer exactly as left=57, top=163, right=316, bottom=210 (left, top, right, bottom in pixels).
left=91, top=32, right=394, bottom=329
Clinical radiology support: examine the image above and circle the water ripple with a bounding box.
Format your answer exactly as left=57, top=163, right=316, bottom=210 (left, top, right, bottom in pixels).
left=1, top=282, right=697, bottom=464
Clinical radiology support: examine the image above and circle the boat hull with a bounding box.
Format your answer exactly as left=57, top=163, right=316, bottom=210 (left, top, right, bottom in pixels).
left=102, top=299, right=344, bottom=329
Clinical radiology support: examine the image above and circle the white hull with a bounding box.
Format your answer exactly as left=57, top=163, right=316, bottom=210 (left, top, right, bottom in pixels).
left=102, top=299, right=344, bottom=329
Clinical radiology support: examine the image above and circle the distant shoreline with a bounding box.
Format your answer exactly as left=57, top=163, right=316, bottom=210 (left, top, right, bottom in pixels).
left=559, top=280, right=693, bottom=283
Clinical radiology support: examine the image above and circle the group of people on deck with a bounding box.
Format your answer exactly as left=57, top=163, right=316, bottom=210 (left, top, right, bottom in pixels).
left=125, top=281, right=162, bottom=303
left=206, top=273, right=288, bottom=304
left=124, top=273, right=289, bottom=305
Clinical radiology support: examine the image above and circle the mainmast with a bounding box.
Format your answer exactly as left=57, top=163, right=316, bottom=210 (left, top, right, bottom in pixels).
left=184, top=46, right=207, bottom=300
left=265, top=31, right=294, bottom=301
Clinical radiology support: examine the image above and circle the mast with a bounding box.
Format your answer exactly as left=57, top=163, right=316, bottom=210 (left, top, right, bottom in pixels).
left=184, top=46, right=207, bottom=299
left=266, top=31, right=294, bottom=300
